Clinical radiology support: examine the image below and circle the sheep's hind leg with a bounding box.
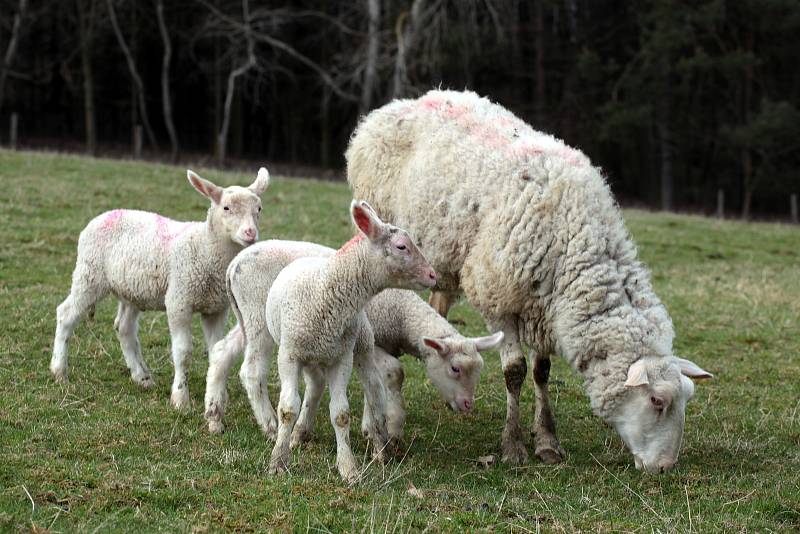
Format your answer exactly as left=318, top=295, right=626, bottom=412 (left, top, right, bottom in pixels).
left=268, top=352, right=301, bottom=476
left=239, top=329, right=278, bottom=439
left=166, top=304, right=193, bottom=411
left=531, top=354, right=565, bottom=464
left=492, top=316, right=529, bottom=465
left=327, top=355, right=360, bottom=483
left=51, top=272, right=108, bottom=382
left=201, top=309, right=228, bottom=357
left=291, top=366, right=325, bottom=448
left=205, top=325, right=245, bottom=434
left=353, top=335, right=391, bottom=461
left=115, top=302, right=154, bottom=388
left=428, top=290, right=454, bottom=318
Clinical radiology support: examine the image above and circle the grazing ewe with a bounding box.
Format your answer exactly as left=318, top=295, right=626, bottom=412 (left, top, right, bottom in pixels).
left=203, top=242, right=503, bottom=444
left=347, top=89, right=713, bottom=474
left=51, top=168, right=270, bottom=411
left=264, top=201, right=435, bottom=482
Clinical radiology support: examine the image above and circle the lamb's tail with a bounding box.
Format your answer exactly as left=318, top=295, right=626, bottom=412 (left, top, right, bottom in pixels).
left=225, top=260, right=247, bottom=345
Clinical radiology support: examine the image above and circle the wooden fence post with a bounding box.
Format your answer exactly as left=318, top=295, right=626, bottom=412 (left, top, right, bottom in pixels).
left=133, top=125, right=143, bottom=159
left=10, top=113, right=19, bottom=149
left=791, top=194, right=798, bottom=224
left=716, top=189, right=724, bottom=219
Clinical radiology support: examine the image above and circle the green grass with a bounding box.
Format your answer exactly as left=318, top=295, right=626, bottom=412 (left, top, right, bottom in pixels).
left=1, top=149, right=798, bottom=532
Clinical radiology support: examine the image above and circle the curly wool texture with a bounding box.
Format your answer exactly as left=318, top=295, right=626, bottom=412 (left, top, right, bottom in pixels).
left=347, top=89, right=675, bottom=418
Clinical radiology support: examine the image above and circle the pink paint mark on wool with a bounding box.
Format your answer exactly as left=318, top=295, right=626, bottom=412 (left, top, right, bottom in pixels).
left=154, top=214, right=192, bottom=247
left=336, top=233, right=364, bottom=256
left=418, top=94, right=445, bottom=111
left=101, top=209, right=124, bottom=231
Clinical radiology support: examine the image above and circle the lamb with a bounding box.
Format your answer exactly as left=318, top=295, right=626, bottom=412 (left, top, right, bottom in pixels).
left=346, top=89, right=713, bottom=474
left=50, top=168, right=270, bottom=411
left=203, top=241, right=503, bottom=444
left=263, top=201, right=436, bottom=482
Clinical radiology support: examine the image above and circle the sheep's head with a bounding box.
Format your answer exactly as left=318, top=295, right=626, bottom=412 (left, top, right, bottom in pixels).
left=350, top=200, right=437, bottom=290
left=608, top=356, right=712, bottom=474
left=421, top=331, right=503, bottom=413
left=188, top=167, right=270, bottom=247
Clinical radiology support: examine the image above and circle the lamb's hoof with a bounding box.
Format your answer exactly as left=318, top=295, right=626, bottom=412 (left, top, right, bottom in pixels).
left=50, top=366, right=69, bottom=383
left=501, top=439, right=529, bottom=465
left=207, top=419, right=225, bottom=434
left=534, top=437, right=566, bottom=464
left=134, top=374, right=155, bottom=389
left=170, top=389, right=191, bottom=412
left=337, top=458, right=360, bottom=484
left=261, top=419, right=278, bottom=441
left=290, top=428, right=313, bottom=449
left=268, top=458, right=289, bottom=476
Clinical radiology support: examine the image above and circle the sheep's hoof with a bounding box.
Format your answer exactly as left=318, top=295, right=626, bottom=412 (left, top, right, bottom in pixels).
left=51, top=369, right=69, bottom=384
left=207, top=419, right=225, bottom=435
left=134, top=374, right=155, bottom=389
left=337, top=457, right=360, bottom=484
left=534, top=436, right=565, bottom=464
left=261, top=419, right=278, bottom=441
left=268, top=457, right=290, bottom=476
left=290, top=428, right=313, bottom=449
left=501, top=439, right=529, bottom=465
left=170, top=389, right=191, bottom=411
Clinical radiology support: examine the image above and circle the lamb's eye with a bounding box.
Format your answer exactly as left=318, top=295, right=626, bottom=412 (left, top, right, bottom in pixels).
left=396, top=244, right=406, bottom=251
left=451, top=366, right=460, bottom=374
left=223, top=206, right=230, bottom=211
left=257, top=206, right=262, bottom=212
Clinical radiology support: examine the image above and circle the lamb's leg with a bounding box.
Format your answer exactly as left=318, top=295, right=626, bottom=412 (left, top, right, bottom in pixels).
left=353, top=337, right=391, bottom=461
left=327, top=355, right=360, bottom=483
left=268, top=352, right=301, bottom=476
left=491, top=315, right=529, bottom=465
left=428, top=290, right=454, bottom=318
left=205, top=325, right=244, bottom=434
left=166, top=304, right=193, bottom=411
left=531, top=354, right=566, bottom=463
left=115, top=302, right=154, bottom=388
left=51, top=273, right=107, bottom=382
left=239, top=328, right=278, bottom=439
left=363, top=347, right=405, bottom=445
left=201, top=309, right=228, bottom=357
left=291, top=366, right=325, bottom=448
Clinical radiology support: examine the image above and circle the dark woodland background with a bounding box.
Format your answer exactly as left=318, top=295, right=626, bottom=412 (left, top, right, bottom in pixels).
left=1, top=0, right=799, bottom=218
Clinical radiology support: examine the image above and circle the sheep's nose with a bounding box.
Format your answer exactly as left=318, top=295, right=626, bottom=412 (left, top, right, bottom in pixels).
left=243, top=228, right=256, bottom=241
left=658, top=459, right=676, bottom=473
left=427, top=269, right=437, bottom=283
left=462, top=399, right=473, bottom=412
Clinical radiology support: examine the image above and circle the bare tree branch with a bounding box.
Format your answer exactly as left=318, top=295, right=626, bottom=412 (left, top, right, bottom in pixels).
left=0, top=0, right=29, bottom=112
left=155, top=0, right=179, bottom=162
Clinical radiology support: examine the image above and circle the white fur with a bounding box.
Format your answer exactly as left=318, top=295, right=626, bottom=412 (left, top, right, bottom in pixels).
left=50, top=168, right=270, bottom=411
left=346, top=89, right=712, bottom=472
left=203, top=241, right=502, bottom=444
left=261, top=201, right=435, bottom=482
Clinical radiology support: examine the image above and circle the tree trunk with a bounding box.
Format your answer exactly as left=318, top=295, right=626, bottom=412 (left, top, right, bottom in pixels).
left=392, top=0, right=423, bottom=99
left=534, top=0, right=545, bottom=126
left=76, top=0, right=96, bottom=156
left=360, top=0, right=380, bottom=115
left=106, top=0, right=158, bottom=150
left=741, top=149, right=753, bottom=219
left=217, top=0, right=256, bottom=165
left=156, top=0, right=179, bottom=162
left=320, top=86, right=331, bottom=167
left=0, top=0, right=28, bottom=113
left=740, top=29, right=755, bottom=219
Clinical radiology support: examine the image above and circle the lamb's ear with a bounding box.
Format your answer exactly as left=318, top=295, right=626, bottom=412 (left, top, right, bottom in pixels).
left=422, top=337, right=451, bottom=358
left=675, top=357, right=713, bottom=380
left=351, top=200, right=385, bottom=240
left=624, top=359, right=649, bottom=387
left=472, top=331, right=504, bottom=352
left=187, top=170, right=223, bottom=204
left=249, top=167, right=270, bottom=196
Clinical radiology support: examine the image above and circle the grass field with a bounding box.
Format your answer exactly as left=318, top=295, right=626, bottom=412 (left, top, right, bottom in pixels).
left=1, top=149, right=798, bottom=532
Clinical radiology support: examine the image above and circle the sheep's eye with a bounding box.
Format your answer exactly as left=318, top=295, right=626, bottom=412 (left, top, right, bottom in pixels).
left=451, top=366, right=460, bottom=374
left=223, top=206, right=230, bottom=211
left=396, top=244, right=407, bottom=251
left=257, top=206, right=262, bottom=212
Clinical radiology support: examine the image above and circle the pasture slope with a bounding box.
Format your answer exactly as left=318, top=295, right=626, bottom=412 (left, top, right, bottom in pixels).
left=0, top=149, right=798, bottom=532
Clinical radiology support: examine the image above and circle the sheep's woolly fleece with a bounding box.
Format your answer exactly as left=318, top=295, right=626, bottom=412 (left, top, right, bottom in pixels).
left=347, top=89, right=674, bottom=417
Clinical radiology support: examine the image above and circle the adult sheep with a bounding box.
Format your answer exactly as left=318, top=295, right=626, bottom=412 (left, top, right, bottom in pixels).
left=347, top=89, right=712, bottom=474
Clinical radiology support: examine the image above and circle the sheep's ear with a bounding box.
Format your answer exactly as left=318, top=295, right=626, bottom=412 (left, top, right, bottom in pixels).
left=249, top=167, right=270, bottom=196
left=472, top=331, right=504, bottom=352
left=675, top=357, right=713, bottom=380
left=422, top=337, right=450, bottom=358
left=350, top=200, right=384, bottom=240
left=624, top=359, right=649, bottom=387
left=187, top=170, right=223, bottom=204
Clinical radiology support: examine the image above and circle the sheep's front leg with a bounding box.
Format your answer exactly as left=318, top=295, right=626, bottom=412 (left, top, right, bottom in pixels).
left=239, top=328, right=278, bottom=439
left=166, top=303, right=193, bottom=411
left=114, top=301, right=154, bottom=388
left=205, top=325, right=244, bottom=434
left=327, top=355, right=359, bottom=483
left=428, top=290, right=454, bottom=318
left=353, top=335, right=391, bottom=461
left=268, top=350, right=301, bottom=476
left=531, top=353, right=566, bottom=463
left=491, top=315, right=529, bottom=465
left=201, top=309, right=228, bottom=357
left=291, top=366, right=325, bottom=448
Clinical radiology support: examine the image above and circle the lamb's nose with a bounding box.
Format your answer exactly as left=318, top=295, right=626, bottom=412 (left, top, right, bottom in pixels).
left=244, top=228, right=256, bottom=240
left=462, top=399, right=473, bottom=411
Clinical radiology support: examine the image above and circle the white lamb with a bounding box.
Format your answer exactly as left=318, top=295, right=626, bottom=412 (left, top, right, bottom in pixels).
left=347, top=89, right=713, bottom=474
left=203, top=241, right=503, bottom=444
left=50, top=168, right=270, bottom=411
left=264, top=201, right=436, bottom=482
